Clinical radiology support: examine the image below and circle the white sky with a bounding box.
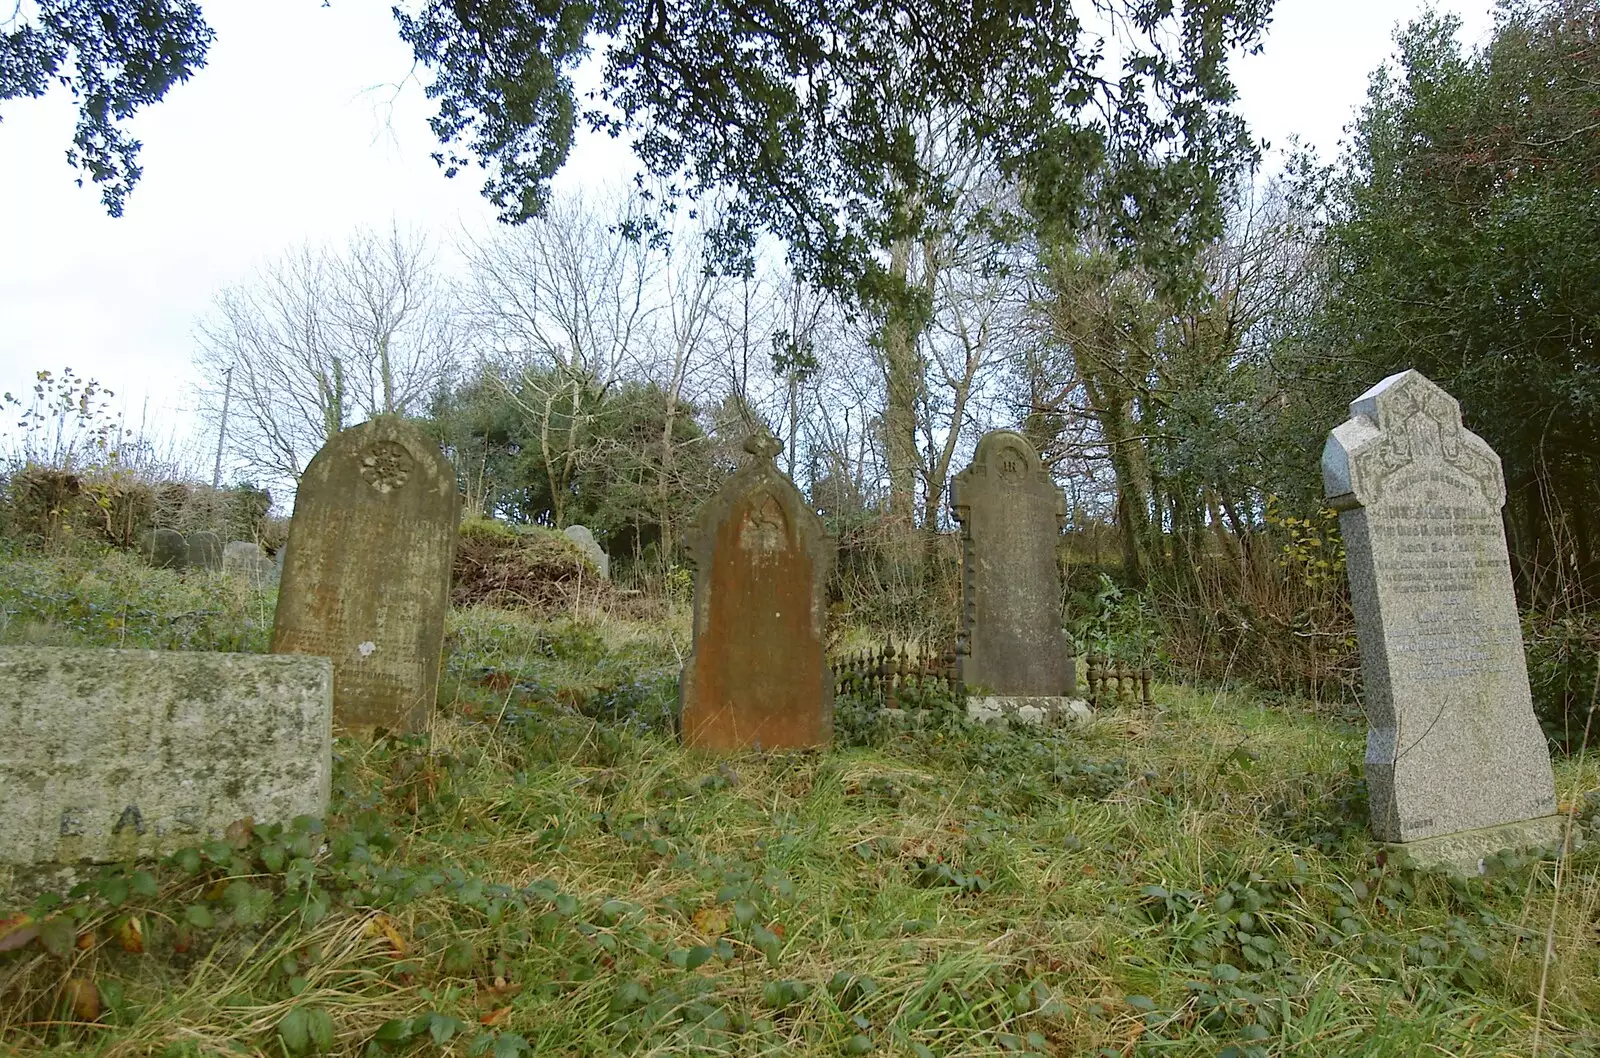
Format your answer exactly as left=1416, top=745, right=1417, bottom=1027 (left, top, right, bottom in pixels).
left=0, top=0, right=1496, bottom=468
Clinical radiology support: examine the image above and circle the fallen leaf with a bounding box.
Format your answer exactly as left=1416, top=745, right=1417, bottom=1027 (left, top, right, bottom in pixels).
left=76, top=929, right=97, bottom=951
left=0, top=914, right=39, bottom=953
left=692, top=908, right=729, bottom=935
left=172, top=925, right=192, bottom=955
left=364, top=913, right=407, bottom=957
left=62, top=978, right=101, bottom=1021
left=225, top=817, right=255, bottom=848
left=768, top=922, right=786, bottom=938
left=116, top=917, right=144, bottom=954
left=480, top=1005, right=513, bottom=1026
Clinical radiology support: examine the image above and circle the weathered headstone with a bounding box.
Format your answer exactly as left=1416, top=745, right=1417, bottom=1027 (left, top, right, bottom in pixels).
left=0, top=647, right=331, bottom=872
left=564, top=524, right=610, bottom=579
left=186, top=529, right=224, bottom=571
left=271, top=416, right=458, bottom=736
left=1324, top=370, right=1561, bottom=871
left=680, top=433, right=833, bottom=751
left=139, top=527, right=188, bottom=569
left=223, top=540, right=277, bottom=587
left=950, top=430, right=1077, bottom=697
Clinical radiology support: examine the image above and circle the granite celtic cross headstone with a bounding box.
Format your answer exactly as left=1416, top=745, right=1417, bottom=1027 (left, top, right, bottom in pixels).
left=949, top=430, right=1075, bottom=697
left=679, top=432, right=834, bottom=751
left=1323, top=370, right=1560, bottom=870
left=271, top=416, right=458, bottom=737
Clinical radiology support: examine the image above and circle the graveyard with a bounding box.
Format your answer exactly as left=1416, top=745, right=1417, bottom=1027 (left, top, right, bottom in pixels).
left=5, top=1, right=1600, bottom=1055
left=0, top=396, right=1597, bottom=1058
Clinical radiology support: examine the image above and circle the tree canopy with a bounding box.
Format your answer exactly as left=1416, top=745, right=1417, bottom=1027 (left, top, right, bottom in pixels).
left=399, top=0, right=1274, bottom=295
left=1, top=0, right=214, bottom=215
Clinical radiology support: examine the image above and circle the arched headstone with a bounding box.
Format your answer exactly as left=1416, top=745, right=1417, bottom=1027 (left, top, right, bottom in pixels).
left=270, top=416, right=458, bottom=736
left=223, top=540, right=277, bottom=587
left=186, top=530, right=224, bottom=571
left=680, top=432, right=833, bottom=751
left=949, top=430, right=1075, bottom=696
left=1324, top=370, right=1560, bottom=870
left=139, top=528, right=188, bottom=570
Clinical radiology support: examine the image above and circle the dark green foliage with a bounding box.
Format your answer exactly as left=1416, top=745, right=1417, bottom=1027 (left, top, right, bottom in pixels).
left=1325, top=1, right=1600, bottom=596
left=397, top=0, right=1272, bottom=298
left=1, top=0, right=215, bottom=215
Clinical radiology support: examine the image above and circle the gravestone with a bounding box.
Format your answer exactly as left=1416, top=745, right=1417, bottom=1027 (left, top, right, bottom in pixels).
left=223, top=540, right=277, bottom=587
left=950, top=430, right=1077, bottom=697
left=680, top=432, right=833, bottom=751
left=186, top=530, right=224, bottom=571
left=139, top=528, right=187, bottom=569
left=0, top=647, right=331, bottom=873
left=271, top=416, right=458, bottom=736
left=1323, top=370, right=1561, bottom=871
left=564, top=524, right=610, bottom=579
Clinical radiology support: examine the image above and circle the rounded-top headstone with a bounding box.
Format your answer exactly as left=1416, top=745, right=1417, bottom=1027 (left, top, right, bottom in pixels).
left=949, top=430, right=1074, bottom=696
left=563, top=524, right=610, bottom=579
left=139, top=528, right=188, bottom=570
left=186, top=530, right=224, bottom=571
left=270, top=416, right=459, bottom=737
left=679, top=429, right=834, bottom=751
left=223, top=540, right=276, bottom=586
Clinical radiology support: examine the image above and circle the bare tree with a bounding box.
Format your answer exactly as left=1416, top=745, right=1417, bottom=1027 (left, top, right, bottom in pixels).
left=193, top=225, right=459, bottom=485
left=460, top=190, right=658, bottom=527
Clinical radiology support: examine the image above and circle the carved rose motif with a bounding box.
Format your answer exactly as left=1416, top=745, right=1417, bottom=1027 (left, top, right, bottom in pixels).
left=359, top=441, right=414, bottom=493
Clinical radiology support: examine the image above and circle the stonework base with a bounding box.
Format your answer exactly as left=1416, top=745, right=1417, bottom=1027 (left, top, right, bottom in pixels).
left=1386, top=816, right=1568, bottom=874
left=967, top=697, right=1093, bottom=727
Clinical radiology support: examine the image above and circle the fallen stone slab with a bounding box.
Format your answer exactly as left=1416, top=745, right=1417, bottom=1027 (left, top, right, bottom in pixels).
left=0, top=647, right=331, bottom=875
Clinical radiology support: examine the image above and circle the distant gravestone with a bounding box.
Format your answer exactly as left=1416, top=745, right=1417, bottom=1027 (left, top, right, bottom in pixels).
left=139, top=528, right=187, bottom=570
left=0, top=647, right=331, bottom=872
left=564, top=524, right=610, bottom=579
left=222, top=540, right=277, bottom=587
left=186, top=530, right=224, bottom=571
left=950, top=430, right=1076, bottom=697
left=1324, top=370, right=1561, bottom=871
left=271, top=416, right=458, bottom=737
left=680, top=433, right=833, bottom=751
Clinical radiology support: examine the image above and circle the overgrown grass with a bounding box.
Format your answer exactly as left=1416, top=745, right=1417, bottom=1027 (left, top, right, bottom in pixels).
left=4, top=550, right=1600, bottom=1056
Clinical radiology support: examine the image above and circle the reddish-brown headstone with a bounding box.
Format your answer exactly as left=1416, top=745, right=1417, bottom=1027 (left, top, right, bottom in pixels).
left=271, top=416, right=458, bottom=737
left=680, top=433, right=834, bottom=751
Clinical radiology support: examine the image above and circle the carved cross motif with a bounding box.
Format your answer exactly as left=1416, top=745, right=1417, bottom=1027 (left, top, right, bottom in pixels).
left=743, top=431, right=785, bottom=462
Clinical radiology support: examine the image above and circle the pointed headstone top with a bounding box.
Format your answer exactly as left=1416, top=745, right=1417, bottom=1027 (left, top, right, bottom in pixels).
left=744, top=431, right=784, bottom=462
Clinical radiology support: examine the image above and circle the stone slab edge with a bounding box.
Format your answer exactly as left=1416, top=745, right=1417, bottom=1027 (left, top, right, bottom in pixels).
left=967, top=697, right=1093, bottom=727
left=1385, top=815, right=1569, bottom=875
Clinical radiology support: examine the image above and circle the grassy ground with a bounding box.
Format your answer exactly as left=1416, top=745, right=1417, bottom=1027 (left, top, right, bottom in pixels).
left=3, top=547, right=1600, bottom=1057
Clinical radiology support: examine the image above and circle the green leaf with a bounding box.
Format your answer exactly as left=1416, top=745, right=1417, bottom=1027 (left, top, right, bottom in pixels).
left=428, top=1012, right=464, bottom=1045
left=130, top=870, right=159, bottom=898
left=845, top=1034, right=874, bottom=1055
left=39, top=916, right=74, bottom=956
left=307, top=1007, right=336, bottom=1051
left=261, top=844, right=287, bottom=873
left=1125, top=994, right=1156, bottom=1012
left=733, top=898, right=757, bottom=926
left=278, top=1007, right=310, bottom=1055
left=493, top=1033, right=530, bottom=1058
left=374, top=1018, right=414, bottom=1043
left=684, top=945, right=713, bottom=970
left=186, top=905, right=215, bottom=928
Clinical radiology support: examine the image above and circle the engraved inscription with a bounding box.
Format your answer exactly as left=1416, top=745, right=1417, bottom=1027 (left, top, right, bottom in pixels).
left=113, top=805, right=146, bottom=836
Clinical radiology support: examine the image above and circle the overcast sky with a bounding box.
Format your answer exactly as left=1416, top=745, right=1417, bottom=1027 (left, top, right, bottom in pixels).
left=0, top=0, right=1495, bottom=467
